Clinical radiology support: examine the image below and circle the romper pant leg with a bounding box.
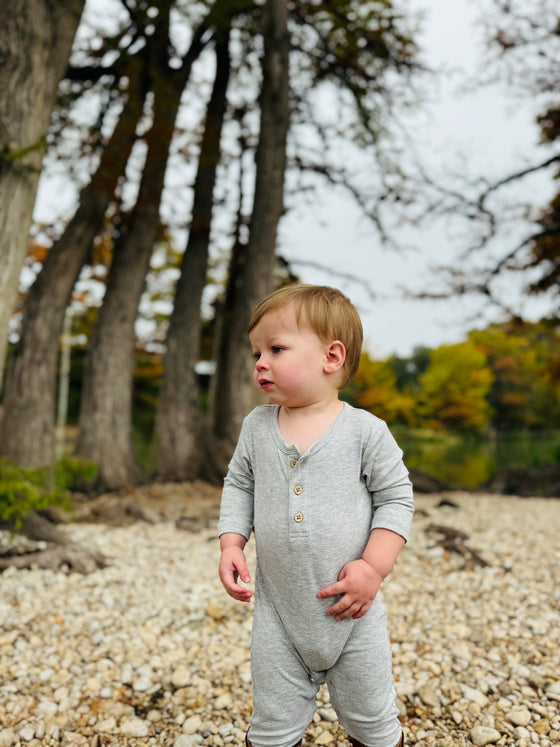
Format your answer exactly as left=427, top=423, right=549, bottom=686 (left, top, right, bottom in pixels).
left=249, top=593, right=320, bottom=747
left=326, top=598, right=401, bottom=747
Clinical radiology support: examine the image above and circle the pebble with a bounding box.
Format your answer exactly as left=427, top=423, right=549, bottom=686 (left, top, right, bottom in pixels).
left=183, top=716, right=203, bottom=734
left=120, top=718, right=150, bottom=737
left=417, top=683, right=441, bottom=708
left=0, top=489, right=559, bottom=747
left=470, top=726, right=502, bottom=745
left=0, top=731, right=15, bottom=747
left=510, top=709, right=532, bottom=727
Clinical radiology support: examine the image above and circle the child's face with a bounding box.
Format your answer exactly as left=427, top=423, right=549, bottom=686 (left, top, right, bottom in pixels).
left=248, top=304, right=334, bottom=408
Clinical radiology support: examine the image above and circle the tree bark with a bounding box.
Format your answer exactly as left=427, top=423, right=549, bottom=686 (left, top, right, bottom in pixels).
left=75, top=18, right=208, bottom=491
left=204, top=0, right=290, bottom=480
left=0, top=0, right=85, bottom=385
left=155, top=34, right=231, bottom=481
left=0, top=63, right=146, bottom=468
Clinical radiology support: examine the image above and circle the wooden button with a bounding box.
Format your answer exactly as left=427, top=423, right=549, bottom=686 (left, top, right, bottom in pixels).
left=290, top=459, right=298, bottom=468
left=294, top=485, right=303, bottom=495
left=294, top=512, right=304, bottom=523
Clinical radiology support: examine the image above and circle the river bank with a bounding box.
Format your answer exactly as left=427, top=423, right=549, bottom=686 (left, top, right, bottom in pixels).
left=0, top=484, right=558, bottom=747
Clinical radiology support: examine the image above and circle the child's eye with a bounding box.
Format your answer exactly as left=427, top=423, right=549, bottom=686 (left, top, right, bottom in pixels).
left=271, top=346, right=284, bottom=354
left=252, top=352, right=261, bottom=361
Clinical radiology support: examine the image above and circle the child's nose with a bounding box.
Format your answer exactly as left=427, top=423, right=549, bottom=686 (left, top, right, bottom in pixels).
left=256, top=356, right=268, bottom=370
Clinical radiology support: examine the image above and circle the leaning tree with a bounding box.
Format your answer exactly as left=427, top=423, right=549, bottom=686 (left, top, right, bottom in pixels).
left=0, top=0, right=85, bottom=384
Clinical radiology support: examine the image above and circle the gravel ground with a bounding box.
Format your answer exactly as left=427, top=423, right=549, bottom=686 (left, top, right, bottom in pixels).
left=0, top=484, right=559, bottom=747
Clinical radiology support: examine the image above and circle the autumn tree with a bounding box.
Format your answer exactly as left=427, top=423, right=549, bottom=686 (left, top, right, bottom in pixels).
left=416, top=341, right=493, bottom=432
left=347, top=352, right=415, bottom=425
left=470, top=320, right=560, bottom=431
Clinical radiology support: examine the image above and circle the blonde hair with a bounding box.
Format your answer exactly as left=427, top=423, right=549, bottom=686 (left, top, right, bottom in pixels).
left=248, top=284, right=363, bottom=386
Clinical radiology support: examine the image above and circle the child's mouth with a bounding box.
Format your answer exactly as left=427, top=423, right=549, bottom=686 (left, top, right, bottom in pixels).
left=259, top=379, right=273, bottom=390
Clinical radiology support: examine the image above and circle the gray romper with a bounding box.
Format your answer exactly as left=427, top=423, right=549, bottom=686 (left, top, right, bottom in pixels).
left=218, top=403, right=414, bottom=747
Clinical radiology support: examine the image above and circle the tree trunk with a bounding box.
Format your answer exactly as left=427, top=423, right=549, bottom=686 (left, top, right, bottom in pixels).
left=204, top=0, right=290, bottom=480
left=0, top=0, right=85, bottom=385
left=155, top=34, right=231, bottom=481
left=0, top=67, right=146, bottom=468
left=75, top=21, right=206, bottom=491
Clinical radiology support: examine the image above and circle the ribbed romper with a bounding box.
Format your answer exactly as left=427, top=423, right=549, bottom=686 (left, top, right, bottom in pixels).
left=218, top=403, right=414, bottom=747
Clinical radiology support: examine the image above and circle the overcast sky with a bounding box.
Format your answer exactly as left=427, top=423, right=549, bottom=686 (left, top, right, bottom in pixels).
left=281, top=0, right=553, bottom=358
left=32, top=0, right=555, bottom=360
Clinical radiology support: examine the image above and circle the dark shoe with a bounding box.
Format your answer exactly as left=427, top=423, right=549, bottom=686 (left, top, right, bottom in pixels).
left=348, top=732, right=404, bottom=747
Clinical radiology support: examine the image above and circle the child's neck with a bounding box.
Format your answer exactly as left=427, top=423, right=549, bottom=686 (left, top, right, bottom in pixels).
left=277, top=397, right=344, bottom=455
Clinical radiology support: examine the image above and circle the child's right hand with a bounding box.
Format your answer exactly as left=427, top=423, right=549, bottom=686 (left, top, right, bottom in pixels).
left=219, top=545, right=253, bottom=602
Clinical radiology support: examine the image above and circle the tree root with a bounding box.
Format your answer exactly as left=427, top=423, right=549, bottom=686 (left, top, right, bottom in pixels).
left=0, top=510, right=107, bottom=574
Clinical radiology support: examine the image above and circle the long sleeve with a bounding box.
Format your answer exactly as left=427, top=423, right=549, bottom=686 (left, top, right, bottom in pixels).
left=362, top=419, right=414, bottom=541
left=218, top=417, right=255, bottom=540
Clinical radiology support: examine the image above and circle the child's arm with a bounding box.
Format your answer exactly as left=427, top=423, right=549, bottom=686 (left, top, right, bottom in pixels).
left=317, top=528, right=404, bottom=621
left=219, top=532, right=253, bottom=603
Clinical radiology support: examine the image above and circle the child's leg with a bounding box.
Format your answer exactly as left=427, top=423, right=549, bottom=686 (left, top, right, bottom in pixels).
left=326, top=599, right=402, bottom=747
left=249, top=597, right=320, bottom=747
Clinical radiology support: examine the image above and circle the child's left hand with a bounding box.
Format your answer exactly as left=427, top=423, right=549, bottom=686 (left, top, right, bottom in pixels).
left=317, top=559, right=383, bottom=621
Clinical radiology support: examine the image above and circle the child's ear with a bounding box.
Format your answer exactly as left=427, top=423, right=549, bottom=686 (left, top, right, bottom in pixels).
left=324, top=341, right=346, bottom=374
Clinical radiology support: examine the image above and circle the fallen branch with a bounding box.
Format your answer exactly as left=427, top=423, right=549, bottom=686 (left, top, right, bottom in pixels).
left=425, top=523, right=489, bottom=569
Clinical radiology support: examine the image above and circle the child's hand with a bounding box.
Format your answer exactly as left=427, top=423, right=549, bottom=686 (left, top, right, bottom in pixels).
left=219, top=546, right=253, bottom=603
left=317, top=559, right=382, bottom=621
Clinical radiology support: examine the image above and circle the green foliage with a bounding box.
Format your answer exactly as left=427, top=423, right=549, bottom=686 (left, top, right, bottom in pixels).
left=0, top=457, right=98, bottom=529
left=469, top=320, right=560, bottom=430
left=416, top=341, right=493, bottom=431
left=393, top=426, right=560, bottom=490
left=394, top=427, right=495, bottom=490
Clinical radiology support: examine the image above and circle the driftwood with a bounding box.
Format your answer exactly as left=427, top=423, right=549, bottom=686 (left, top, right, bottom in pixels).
left=0, top=510, right=107, bottom=574
left=425, top=523, right=489, bottom=569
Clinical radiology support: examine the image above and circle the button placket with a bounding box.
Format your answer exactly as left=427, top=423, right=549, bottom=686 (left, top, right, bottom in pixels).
left=289, top=458, right=306, bottom=534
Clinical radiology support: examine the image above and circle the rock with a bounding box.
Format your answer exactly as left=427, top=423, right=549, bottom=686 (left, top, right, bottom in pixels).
left=0, top=489, right=558, bottom=747
left=461, top=685, right=489, bottom=708
left=214, top=692, right=233, bottom=709
left=132, top=674, right=152, bottom=691
left=417, top=683, right=441, bottom=708
left=171, top=665, right=192, bottom=689
left=533, top=718, right=550, bottom=735
left=174, top=736, right=203, bottom=746
left=119, top=718, right=150, bottom=737
left=206, top=602, right=226, bottom=620
left=508, top=708, right=531, bottom=726
left=182, top=715, right=203, bottom=734
left=0, top=731, right=16, bottom=747
left=469, top=726, right=501, bottom=746
left=95, top=718, right=117, bottom=732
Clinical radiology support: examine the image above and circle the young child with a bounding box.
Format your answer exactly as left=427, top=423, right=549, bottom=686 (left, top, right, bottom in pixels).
left=218, top=284, right=413, bottom=747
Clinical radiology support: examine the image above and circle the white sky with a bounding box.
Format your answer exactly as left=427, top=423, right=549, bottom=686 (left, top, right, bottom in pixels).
left=280, top=0, right=555, bottom=358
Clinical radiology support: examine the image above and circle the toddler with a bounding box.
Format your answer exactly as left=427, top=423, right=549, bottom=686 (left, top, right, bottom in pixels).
left=219, top=284, right=413, bottom=747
